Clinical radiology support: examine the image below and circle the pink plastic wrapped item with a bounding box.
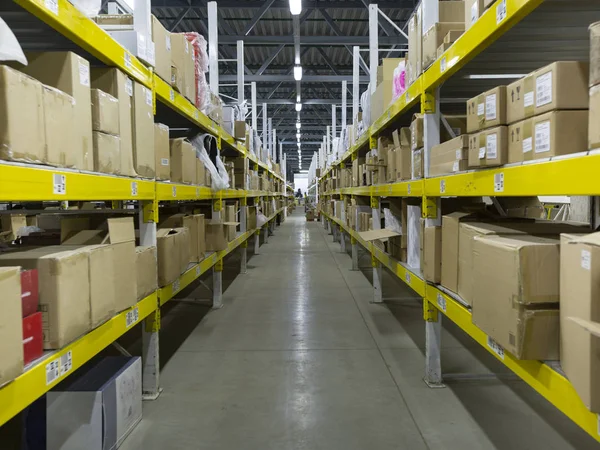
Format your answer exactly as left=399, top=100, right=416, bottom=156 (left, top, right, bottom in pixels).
left=392, top=60, right=407, bottom=101
left=184, top=32, right=209, bottom=109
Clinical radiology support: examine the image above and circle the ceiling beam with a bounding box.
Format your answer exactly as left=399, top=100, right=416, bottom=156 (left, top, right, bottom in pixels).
left=243, top=0, right=276, bottom=35
left=218, top=35, right=402, bottom=45
left=169, top=6, right=191, bottom=31
left=255, top=44, right=286, bottom=76
left=151, top=0, right=413, bottom=9
left=220, top=75, right=369, bottom=82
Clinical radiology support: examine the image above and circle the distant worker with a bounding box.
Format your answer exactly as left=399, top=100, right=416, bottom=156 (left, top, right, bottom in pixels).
left=295, top=188, right=302, bottom=198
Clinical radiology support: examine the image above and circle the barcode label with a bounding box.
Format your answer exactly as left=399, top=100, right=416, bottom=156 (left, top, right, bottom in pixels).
left=534, top=121, right=551, bottom=153
left=522, top=137, right=533, bottom=153
left=406, top=91, right=411, bottom=103
left=496, top=0, right=507, bottom=24
left=125, top=78, right=133, bottom=97
left=53, top=174, right=66, bottom=195
left=536, top=72, right=553, bottom=107
left=436, top=292, right=446, bottom=312
left=172, top=186, right=177, bottom=197
left=486, top=133, right=498, bottom=159
left=440, top=57, right=447, bottom=72
left=439, top=179, right=446, bottom=194
left=196, top=266, right=201, bottom=277
left=494, top=172, right=504, bottom=193
left=126, top=307, right=139, bottom=327
left=60, top=351, right=72, bottom=376
left=485, top=94, right=497, bottom=121
left=405, top=272, right=411, bottom=284
left=470, top=1, right=479, bottom=25
left=124, top=52, right=132, bottom=69
left=173, top=279, right=180, bottom=293
left=478, top=147, right=486, bottom=159
left=582, top=250, right=591, bottom=270
left=407, top=183, right=411, bottom=195
left=487, top=336, right=505, bottom=359
left=161, top=158, right=169, bottom=166
left=524, top=91, right=534, bottom=108
left=46, top=359, right=60, bottom=385
left=452, top=161, right=459, bottom=172
left=44, top=0, right=58, bottom=14
left=477, top=103, right=484, bottom=116
left=455, top=150, right=462, bottom=160
left=79, top=62, right=90, bottom=87
left=194, top=110, right=199, bottom=120
left=131, top=181, right=138, bottom=196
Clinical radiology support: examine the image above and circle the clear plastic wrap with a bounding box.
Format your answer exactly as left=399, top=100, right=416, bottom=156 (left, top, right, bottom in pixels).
left=0, top=18, right=27, bottom=65
left=407, top=205, right=421, bottom=269
left=383, top=208, right=403, bottom=235
left=185, top=32, right=209, bottom=109
left=360, top=84, right=371, bottom=128
left=257, top=213, right=267, bottom=227
left=69, top=0, right=101, bottom=17
left=191, top=133, right=230, bottom=190
left=392, top=60, right=407, bottom=101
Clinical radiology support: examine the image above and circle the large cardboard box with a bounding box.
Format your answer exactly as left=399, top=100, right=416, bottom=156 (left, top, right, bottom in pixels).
left=591, top=86, right=600, bottom=150
left=91, top=88, right=119, bottom=136
left=21, top=52, right=93, bottom=170
left=184, top=36, right=196, bottom=103
left=42, top=84, right=78, bottom=168
left=154, top=123, right=170, bottom=180
left=0, top=267, right=23, bottom=386
left=109, top=30, right=155, bottom=67
left=532, top=61, right=589, bottom=115
left=560, top=233, right=600, bottom=411
left=423, top=22, right=465, bottom=68
left=91, top=68, right=136, bottom=176
left=439, top=0, right=465, bottom=22
left=506, top=75, right=534, bottom=124
left=429, top=135, right=468, bottom=177
left=161, top=214, right=205, bottom=262
left=0, top=66, right=46, bottom=164
left=152, top=15, right=172, bottom=82
left=136, top=246, right=157, bottom=300
left=170, top=138, right=196, bottom=184
left=157, top=227, right=190, bottom=286
left=370, top=79, right=393, bottom=124
left=377, top=58, right=403, bottom=85
left=171, top=33, right=188, bottom=94
left=132, top=81, right=155, bottom=178
left=466, top=86, right=507, bottom=133
left=92, top=131, right=121, bottom=175
left=507, top=118, right=532, bottom=164
left=441, top=212, right=472, bottom=293
left=472, top=235, right=560, bottom=360
left=478, top=126, right=508, bottom=167
left=393, top=128, right=412, bottom=180
left=467, top=133, right=481, bottom=168
left=465, top=0, right=485, bottom=29
left=410, top=114, right=423, bottom=150
left=247, top=206, right=258, bottom=230
left=0, top=247, right=90, bottom=349
left=225, top=205, right=237, bottom=241
left=530, top=110, right=588, bottom=161
left=407, top=5, right=422, bottom=84
left=422, top=226, right=442, bottom=283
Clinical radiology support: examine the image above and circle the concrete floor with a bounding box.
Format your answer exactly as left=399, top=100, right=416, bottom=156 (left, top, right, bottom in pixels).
left=121, top=211, right=599, bottom=450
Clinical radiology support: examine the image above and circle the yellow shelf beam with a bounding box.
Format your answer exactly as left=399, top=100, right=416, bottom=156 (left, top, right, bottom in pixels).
left=323, top=181, right=424, bottom=198
left=0, top=293, right=157, bottom=427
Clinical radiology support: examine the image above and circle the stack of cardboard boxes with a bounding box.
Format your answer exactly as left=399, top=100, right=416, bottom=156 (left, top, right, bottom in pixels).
left=370, top=58, right=404, bottom=125
left=422, top=1, right=465, bottom=69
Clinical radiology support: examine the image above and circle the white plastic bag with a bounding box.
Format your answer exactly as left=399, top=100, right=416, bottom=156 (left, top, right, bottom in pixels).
left=383, top=208, right=403, bottom=235
left=257, top=213, right=267, bottom=227
left=0, top=18, right=27, bottom=65
left=190, top=133, right=230, bottom=190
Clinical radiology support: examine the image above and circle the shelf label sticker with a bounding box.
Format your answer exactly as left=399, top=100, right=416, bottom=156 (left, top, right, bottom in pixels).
left=125, top=78, right=133, bottom=97
left=496, top=0, right=507, bottom=24
left=126, top=306, right=139, bottom=327
left=53, top=174, right=66, bottom=195
left=44, top=0, right=58, bottom=15
left=440, top=57, right=447, bottom=73
left=124, top=52, right=132, bottom=69
left=196, top=187, right=200, bottom=197
left=406, top=91, right=411, bottom=103
left=194, top=110, right=199, bottom=120
left=131, top=181, right=138, bottom=196
left=196, top=266, right=201, bottom=277
left=60, top=351, right=73, bottom=377
left=172, top=186, right=177, bottom=197
left=169, top=89, right=175, bottom=102
left=436, top=292, right=446, bottom=312
left=407, top=183, right=411, bottom=195
left=405, top=272, right=411, bottom=284
left=439, top=179, right=446, bottom=194
left=494, top=172, right=504, bottom=193
left=173, top=278, right=180, bottom=293
left=582, top=250, right=591, bottom=270
left=487, top=336, right=505, bottom=360
left=45, top=359, right=60, bottom=385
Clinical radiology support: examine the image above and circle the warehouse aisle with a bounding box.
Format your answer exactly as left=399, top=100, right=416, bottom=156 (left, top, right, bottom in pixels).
left=121, top=212, right=597, bottom=450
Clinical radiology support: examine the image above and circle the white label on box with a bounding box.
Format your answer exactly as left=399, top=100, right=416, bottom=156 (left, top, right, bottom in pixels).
left=46, top=359, right=60, bottom=385
left=124, top=52, right=132, bottom=69
left=582, top=250, right=591, bottom=270
left=405, top=272, right=411, bottom=284
left=440, top=57, right=447, bottom=73
left=166, top=35, right=172, bottom=51
left=125, top=306, right=139, bottom=327
left=436, top=292, right=446, bottom=312
left=53, top=174, right=66, bottom=195
left=477, top=103, right=484, bottom=116
left=487, top=336, right=505, bottom=360
left=172, top=186, right=177, bottom=197
left=173, top=278, right=180, bottom=293
left=79, top=62, right=90, bottom=87
left=125, top=78, right=133, bottom=97
left=479, top=147, right=486, bottom=159
left=439, top=179, right=446, bottom=194
left=494, top=172, right=504, bottom=193
left=44, top=0, right=58, bottom=15
left=131, top=181, right=138, bottom=196
left=535, top=121, right=551, bottom=153
left=470, top=2, right=478, bottom=25
left=536, top=72, right=553, bottom=107
left=452, top=161, right=459, bottom=172
left=60, top=351, right=72, bottom=376
left=455, top=149, right=462, bottom=159
left=524, top=91, right=534, bottom=108
left=145, top=87, right=153, bottom=106
left=486, top=133, right=498, bottom=159
left=522, top=137, right=533, bottom=153
left=485, top=94, right=497, bottom=121
left=161, top=158, right=169, bottom=166
left=196, top=266, right=201, bottom=277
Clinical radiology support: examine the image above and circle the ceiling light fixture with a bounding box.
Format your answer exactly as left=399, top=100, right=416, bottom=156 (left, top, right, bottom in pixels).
left=296, top=133, right=301, bottom=139
left=296, top=122, right=301, bottom=129
left=293, top=65, right=303, bottom=81
left=289, top=0, right=302, bottom=15
left=295, top=102, right=302, bottom=112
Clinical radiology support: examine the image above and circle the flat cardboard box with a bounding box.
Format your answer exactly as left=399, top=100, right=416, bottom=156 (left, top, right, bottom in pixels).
left=21, top=52, right=93, bottom=171
left=591, top=86, right=600, bottom=150
left=423, top=226, right=442, bottom=283
left=423, top=22, right=465, bottom=69
left=465, top=0, right=485, bottom=29
left=507, top=118, right=532, bottom=164
left=560, top=232, right=600, bottom=411
left=407, top=5, right=422, bottom=84
left=42, top=85, right=78, bottom=168
left=157, top=227, right=190, bottom=286
left=154, top=123, right=170, bottom=180
left=170, top=138, right=196, bottom=184
left=91, top=88, right=119, bottom=136
left=478, top=126, right=508, bottom=167
left=0, top=66, right=46, bottom=164
left=441, top=212, right=473, bottom=293
left=0, top=247, right=90, bottom=349
left=161, top=213, right=205, bottom=262
left=93, top=131, right=121, bottom=175
left=532, top=61, right=589, bottom=115
left=132, top=81, right=155, bottom=178
left=429, top=135, right=469, bottom=177
left=234, top=121, right=246, bottom=140
left=530, top=110, right=588, bottom=161
left=151, top=15, right=172, bottom=82
left=91, top=68, right=136, bottom=176
left=135, top=246, right=157, bottom=300
left=386, top=147, right=396, bottom=182
left=0, top=267, right=23, bottom=386
left=472, top=235, right=560, bottom=360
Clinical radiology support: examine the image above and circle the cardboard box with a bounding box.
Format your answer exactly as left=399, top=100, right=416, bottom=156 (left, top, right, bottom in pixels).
left=0, top=66, right=46, bottom=164
left=429, top=135, right=469, bottom=177
left=407, top=5, right=422, bottom=84
left=170, top=138, right=196, bottom=184
left=477, top=126, right=508, bottom=167
left=410, top=114, right=423, bottom=150
left=423, top=22, right=465, bottom=68
left=42, top=85, right=78, bottom=168
left=370, top=79, right=393, bottom=124
left=247, top=206, right=258, bottom=230
left=472, top=235, right=560, bottom=360
left=225, top=205, right=237, bottom=241
left=91, top=68, right=136, bottom=176
left=377, top=58, right=403, bottom=85
left=506, top=76, right=534, bottom=124
left=465, top=0, right=485, bottom=29
left=393, top=128, right=412, bottom=180
left=171, top=65, right=183, bottom=94
left=184, top=35, right=196, bottom=103
left=234, top=121, right=246, bottom=140
left=0, top=248, right=90, bottom=349
left=23, top=312, right=43, bottom=365
left=530, top=110, right=588, bottom=160
left=467, top=133, right=481, bottom=168
left=109, top=30, right=155, bottom=67
left=154, top=123, right=170, bottom=180
left=532, top=61, right=589, bottom=115
left=135, top=246, right=157, bottom=300
left=441, top=212, right=472, bottom=293
left=413, top=149, right=424, bottom=179
left=591, top=85, right=600, bottom=150
left=91, top=88, right=119, bottom=136
left=93, top=131, right=121, bottom=175
left=443, top=30, right=463, bottom=45
left=132, top=81, right=155, bottom=178
left=21, top=52, right=93, bottom=171
left=422, top=226, right=442, bottom=283
left=0, top=267, right=23, bottom=385
left=466, top=86, right=507, bottom=132
left=205, top=221, right=235, bottom=252
left=171, top=33, right=188, bottom=94
left=197, top=158, right=206, bottom=187
left=1, top=214, right=27, bottom=242
left=157, top=227, right=190, bottom=286
left=560, top=233, right=600, bottom=411
left=507, top=118, right=532, bottom=163
left=152, top=15, right=172, bottom=82
left=439, top=0, right=465, bottom=22
left=161, top=214, right=205, bottom=262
